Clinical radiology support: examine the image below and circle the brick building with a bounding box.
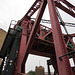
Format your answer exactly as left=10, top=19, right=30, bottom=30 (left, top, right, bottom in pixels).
left=35, top=66, right=45, bottom=75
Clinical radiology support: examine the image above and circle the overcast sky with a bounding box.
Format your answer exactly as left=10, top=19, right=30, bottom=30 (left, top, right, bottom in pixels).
left=0, top=0, right=75, bottom=73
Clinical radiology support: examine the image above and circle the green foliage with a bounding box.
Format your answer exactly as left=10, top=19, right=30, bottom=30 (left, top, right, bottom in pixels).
left=28, top=70, right=35, bottom=75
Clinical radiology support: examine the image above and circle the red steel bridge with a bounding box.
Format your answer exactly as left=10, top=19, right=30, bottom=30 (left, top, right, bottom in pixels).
left=0, top=0, right=75, bottom=75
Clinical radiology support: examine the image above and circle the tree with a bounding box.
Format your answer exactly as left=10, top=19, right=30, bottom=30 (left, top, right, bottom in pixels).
left=28, top=70, right=35, bottom=75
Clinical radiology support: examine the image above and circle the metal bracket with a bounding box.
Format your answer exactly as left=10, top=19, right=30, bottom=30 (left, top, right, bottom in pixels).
left=59, top=50, right=75, bottom=60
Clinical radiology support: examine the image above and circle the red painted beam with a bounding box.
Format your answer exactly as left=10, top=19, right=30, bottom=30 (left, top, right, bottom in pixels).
left=50, top=56, right=58, bottom=73
left=22, top=0, right=47, bottom=70
left=24, top=0, right=41, bottom=18
left=30, top=50, right=55, bottom=57
left=55, top=1, right=75, bottom=18
left=34, top=37, right=54, bottom=47
left=14, top=20, right=28, bottom=75
left=17, top=0, right=41, bottom=25
left=43, top=29, right=52, bottom=39
left=71, top=34, right=75, bottom=37
left=47, top=0, right=73, bottom=75
left=60, top=0, right=75, bottom=10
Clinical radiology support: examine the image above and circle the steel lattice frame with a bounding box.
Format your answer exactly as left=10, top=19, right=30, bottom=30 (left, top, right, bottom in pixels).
left=13, top=0, right=75, bottom=75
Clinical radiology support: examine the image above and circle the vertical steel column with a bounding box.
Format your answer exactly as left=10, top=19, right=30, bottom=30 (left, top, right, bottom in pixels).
left=72, top=55, right=75, bottom=65
left=22, top=0, right=47, bottom=66
left=14, top=20, right=27, bottom=75
left=47, top=59, right=52, bottom=75
left=71, top=39, right=75, bottom=65
left=50, top=56, right=58, bottom=73
left=47, top=0, right=73, bottom=75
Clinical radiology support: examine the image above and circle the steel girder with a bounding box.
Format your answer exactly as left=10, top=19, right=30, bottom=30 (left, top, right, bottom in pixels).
left=13, top=0, right=75, bottom=75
